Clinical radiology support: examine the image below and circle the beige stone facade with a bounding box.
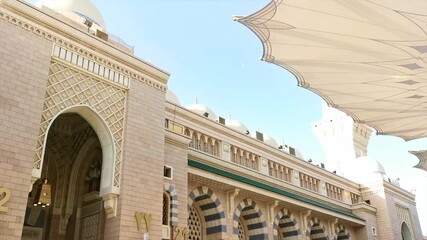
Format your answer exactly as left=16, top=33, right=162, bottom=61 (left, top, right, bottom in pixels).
left=0, top=1, right=424, bottom=239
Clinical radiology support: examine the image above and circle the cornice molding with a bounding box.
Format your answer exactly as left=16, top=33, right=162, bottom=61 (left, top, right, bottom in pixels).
left=188, top=159, right=365, bottom=224
left=165, top=103, right=361, bottom=191
left=165, top=129, right=191, bottom=149
left=0, top=0, right=168, bottom=92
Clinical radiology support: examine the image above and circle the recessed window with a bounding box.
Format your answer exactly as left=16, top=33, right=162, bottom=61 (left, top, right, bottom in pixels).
left=164, top=165, right=173, bottom=179
left=371, top=227, right=377, bottom=236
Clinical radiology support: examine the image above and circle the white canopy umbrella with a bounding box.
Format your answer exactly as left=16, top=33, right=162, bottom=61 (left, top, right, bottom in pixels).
left=235, top=0, right=427, bottom=171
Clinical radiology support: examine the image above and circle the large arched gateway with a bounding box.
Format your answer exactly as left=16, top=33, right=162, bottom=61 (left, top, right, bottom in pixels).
left=401, top=222, right=413, bottom=240
left=22, top=107, right=116, bottom=240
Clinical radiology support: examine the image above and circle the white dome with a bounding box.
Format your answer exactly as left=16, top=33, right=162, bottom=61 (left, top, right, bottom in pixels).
left=295, top=148, right=305, bottom=160
left=166, top=90, right=180, bottom=105
left=185, top=104, right=217, bottom=120
left=36, top=0, right=106, bottom=29
left=251, top=132, right=279, bottom=148
left=278, top=144, right=304, bottom=159
left=225, top=119, right=249, bottom=135
left=263, top=134, right=278, bottom=148
left=342, top=156, right=387, bottom=183
left=356, top=156, right=386, bottom=175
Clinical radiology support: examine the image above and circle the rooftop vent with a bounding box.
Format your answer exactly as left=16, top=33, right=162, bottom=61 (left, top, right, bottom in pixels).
left=96, top=29, right=108, bottom=41
left=218, top=117, right=225, bottom=125
left=256, top=131, right=264, bottom=141
left=289, top=147, right=295, bottom=156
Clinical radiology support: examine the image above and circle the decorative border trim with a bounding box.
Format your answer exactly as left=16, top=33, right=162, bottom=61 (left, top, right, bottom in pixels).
left=187, top=186, right=227, bottom=236
left=52, top=45, right=130, bottom=88
left=273, top=208, right=300, bottom=240
left=188, top=159, right=364, bottom=221
left=334, top=224, right=350, bottom=240
left=0, top=7, right=167, bottom=92
left=233, top=198, right=268, bottom=239
left=306, top=217, right=327, bottom=239
left=164, top=183, right=178, bottom=226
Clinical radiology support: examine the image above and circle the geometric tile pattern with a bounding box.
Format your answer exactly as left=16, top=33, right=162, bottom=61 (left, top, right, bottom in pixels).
left=49, top=125, right=96, bottom=208
left=164, top=183, right=178, bottom=226
left=306, top=217, right=327, bottom=240
left=395, top=204, right=415, bottom=239
left=52, top=45, right=130, bottom=88
left=81, top=214, right=99, bottom=240
left=34, top=61, right=126, bottom=188
left=233, top=199, right=267, bottom=240
left=188, top=186, right=227, bottom=237
left=0, top=10, right=166, bottom=94
left=238, top=218, right=246, bottom=240
left=273, top=208, right=300, bottom=240
left=188, top=205, right=202, bottom=240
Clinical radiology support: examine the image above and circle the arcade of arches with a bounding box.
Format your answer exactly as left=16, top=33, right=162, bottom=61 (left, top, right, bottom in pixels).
left=19, top=111, right=416, bottom=240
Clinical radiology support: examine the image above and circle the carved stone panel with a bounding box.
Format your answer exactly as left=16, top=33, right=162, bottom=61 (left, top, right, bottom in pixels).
left=34, top=60, right=126, bottom=188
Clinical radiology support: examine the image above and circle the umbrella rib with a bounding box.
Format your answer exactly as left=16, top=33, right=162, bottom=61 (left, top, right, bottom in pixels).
left=365, top=0, right=427, bottom=36
left=283, top=2, right=422, bottom=37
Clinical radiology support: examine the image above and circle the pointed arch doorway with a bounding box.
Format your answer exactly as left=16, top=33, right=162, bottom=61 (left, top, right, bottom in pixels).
left=23, top=107, right=115, bottom=240
left=401, top=222, right=413, bottom=240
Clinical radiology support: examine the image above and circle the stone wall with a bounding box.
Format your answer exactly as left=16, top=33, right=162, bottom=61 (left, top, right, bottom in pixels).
left=0, top=19, right=52, bottom=239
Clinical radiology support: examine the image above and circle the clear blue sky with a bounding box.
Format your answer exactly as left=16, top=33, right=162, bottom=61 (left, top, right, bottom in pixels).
left=31, top=0, right=427, bottom=234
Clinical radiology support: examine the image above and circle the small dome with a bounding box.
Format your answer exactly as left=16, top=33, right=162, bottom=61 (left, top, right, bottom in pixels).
left=185, top=104, right=217, bottom=120
left=263, top=134, right=278, bottom=148
left=225, top=119, right=249, bottom=135
left=342, top=156, right=387, bottom=183
left=36, top=0, right=106, bottom=29
left=166, top=90, right=180, bottom=105
left=295, top=148, right=305, bottom=160
left=356, top=156, right=386, bottom=175
left=278, top=144, right=304, bottom=159
left=251, top=132, right=279, bottom=148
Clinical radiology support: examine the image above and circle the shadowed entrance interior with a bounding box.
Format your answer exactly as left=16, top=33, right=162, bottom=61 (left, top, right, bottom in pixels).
left=23, top=113, right=105, bottom=240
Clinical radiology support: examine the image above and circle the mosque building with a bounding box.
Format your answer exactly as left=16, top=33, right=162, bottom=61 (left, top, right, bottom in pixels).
left=0, top=0, right=424, bottom=239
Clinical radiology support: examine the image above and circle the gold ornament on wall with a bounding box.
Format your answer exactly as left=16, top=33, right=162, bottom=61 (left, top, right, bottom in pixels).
left=0, top=187, right=11, bottom=213
left=173, top=227, right=189, bottom=240
left=135, top=212, right=153, bottom=233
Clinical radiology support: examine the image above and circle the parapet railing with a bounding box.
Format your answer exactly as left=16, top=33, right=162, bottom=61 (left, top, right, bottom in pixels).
left=185, top=127, right=221, bottom=158
left=230, top=145, right=260, bottom=171
left=268, top=160, right=292, bottom=183
left=165, top=118, right=362, bottom=204
left=300, top=172, right=320, bottom=193
left=325, top=183, right=343, bottom=201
